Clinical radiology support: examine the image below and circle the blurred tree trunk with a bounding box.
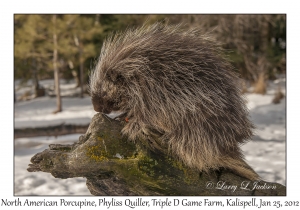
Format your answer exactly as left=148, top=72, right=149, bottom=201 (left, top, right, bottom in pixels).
left=53, top=14, right=62, bottom=113
left=68, top=60, right=80, bottom=88
left=32, top=57, right=45, bottom=98
left=32, top=57, right=40, bottom=91
left=79, top=44, right=84, bottom=97
left=74, top=34, right=84, bottom=98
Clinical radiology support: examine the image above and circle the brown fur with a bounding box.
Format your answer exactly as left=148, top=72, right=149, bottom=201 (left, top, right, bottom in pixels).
left=90, top=23, right=259, bottom=181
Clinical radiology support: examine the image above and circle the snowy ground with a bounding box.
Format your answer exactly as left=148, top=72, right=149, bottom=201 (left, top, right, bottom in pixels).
left=14, top=134, right=91, bottom=195
left=14, top=78, right=286, bottom=195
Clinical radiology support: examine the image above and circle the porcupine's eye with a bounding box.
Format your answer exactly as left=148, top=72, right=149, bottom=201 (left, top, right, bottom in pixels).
left=107, top=72, right=124, bottom=84
left=115, top=74, right=123, bottom=82
left=106, top=74, right=112, bottom=81
left=106, top=71, right=118, bottom=83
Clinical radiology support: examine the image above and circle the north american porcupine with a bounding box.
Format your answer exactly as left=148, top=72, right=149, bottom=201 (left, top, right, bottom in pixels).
left=89, top=23, right=260, bottom=181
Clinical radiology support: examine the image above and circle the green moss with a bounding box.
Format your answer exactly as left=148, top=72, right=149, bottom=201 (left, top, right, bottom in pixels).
left=138, top=156, right=160, bottom=177
left=86, top=133, right=138, bottom=162
left=84, top=129, right=202, bottom=194
left=86, top=145, right=109, bottom=162
left=167, top=157, right=200, bottom=184
left=41, top=159, right=54, bottom=170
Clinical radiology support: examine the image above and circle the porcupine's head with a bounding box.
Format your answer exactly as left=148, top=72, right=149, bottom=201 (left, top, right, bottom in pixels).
left=89, top=23, right=169, bottom=119
left=89, top=64, right=126, bottom=115
left=89, top=33, right=131, bottom=115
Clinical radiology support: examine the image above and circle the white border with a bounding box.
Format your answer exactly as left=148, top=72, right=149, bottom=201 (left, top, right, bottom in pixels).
left=3, top=0, right=299, bottom=209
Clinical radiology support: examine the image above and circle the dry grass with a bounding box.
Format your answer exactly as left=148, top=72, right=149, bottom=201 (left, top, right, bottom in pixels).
left=18, top=90, right=32, bottom=101
left=272, top=85, right=284, bottom=104
left=241, top=80, right=248, bottom=94
left=253, top=73, right=267, bottom=94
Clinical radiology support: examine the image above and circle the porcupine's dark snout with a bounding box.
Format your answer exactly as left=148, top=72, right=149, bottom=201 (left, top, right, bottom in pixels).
left=91, top=92, right=114, bottom=114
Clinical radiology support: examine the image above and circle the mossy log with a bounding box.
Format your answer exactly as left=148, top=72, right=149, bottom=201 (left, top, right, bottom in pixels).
left=27, top=113, right=286, bottom=196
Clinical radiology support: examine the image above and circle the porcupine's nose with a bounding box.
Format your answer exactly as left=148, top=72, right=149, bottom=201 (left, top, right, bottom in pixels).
left=93, top=103, right=113, bottom=114
left=91, top=94, right=110, bottom=113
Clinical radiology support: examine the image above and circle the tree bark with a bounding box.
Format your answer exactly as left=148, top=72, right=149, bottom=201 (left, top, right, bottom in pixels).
left=79, top=43, right=84, bottom=98
left=74, top=34, right=84, bottom=98
left=53, top=14, right=62, bottom=113
left=27, top=113, right=286, bottom=196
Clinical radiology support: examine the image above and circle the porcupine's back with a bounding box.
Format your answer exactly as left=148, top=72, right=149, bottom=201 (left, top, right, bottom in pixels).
left=90, top=23, right=259, bottom=181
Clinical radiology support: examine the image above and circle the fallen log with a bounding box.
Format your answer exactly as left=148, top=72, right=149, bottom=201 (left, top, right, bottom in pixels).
left=27, top=113, right=286, bottom=196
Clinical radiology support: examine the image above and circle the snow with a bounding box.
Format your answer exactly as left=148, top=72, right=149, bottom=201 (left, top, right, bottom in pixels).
left=15, top=135, right=91, bottom=195
left=14, top=97, right=96, bottom=128
left=241, top=77, right=286, bottom=186
left=14, top=79, right=96, bottom=129
left=13, top=78, right=286, bottom=195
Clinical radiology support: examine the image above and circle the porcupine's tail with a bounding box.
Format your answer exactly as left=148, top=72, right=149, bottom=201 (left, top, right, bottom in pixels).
left=219, top=156, right=260, bottom=181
